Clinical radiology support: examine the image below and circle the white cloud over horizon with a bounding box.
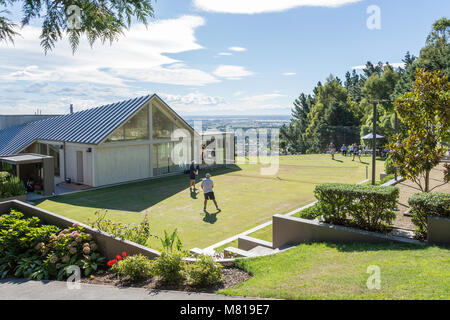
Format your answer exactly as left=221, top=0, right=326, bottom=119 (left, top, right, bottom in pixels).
left=0, top=15, right=226, bottom=113
left=213, top=65, right=254, bottom=80
left=0, top=16, right=220, bottom=86
left=228, top=46, right=247, bottom=52
left=193, top=0, right=362, bottom=14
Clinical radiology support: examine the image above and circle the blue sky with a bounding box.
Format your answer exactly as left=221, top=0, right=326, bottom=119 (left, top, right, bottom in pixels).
left=0, top=0, right=448, bottom=116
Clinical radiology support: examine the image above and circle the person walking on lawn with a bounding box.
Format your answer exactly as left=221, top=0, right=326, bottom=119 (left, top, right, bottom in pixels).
left=329, top=142, right=336, bottom=160
left=189, top=161, right=198, bottom=191
left=201, top=173, right=220, bottom=212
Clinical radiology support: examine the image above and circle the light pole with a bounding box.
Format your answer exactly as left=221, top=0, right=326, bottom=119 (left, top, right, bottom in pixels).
left=394, top=112, right=398, bottom=181
left=370, top=99, right=393, bottom=185
left=372, top=102, right=377, bottom=185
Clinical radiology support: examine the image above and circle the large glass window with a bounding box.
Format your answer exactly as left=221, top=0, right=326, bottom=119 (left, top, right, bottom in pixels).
left=152, top=142, right=188, bottom=176
left=106, top=106, right=149, bottom=142
left=152, top=106, right=178, bottom=140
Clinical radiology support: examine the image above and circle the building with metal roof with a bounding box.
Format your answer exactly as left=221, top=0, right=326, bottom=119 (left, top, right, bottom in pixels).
left=0, top=94, right=235, bottom=188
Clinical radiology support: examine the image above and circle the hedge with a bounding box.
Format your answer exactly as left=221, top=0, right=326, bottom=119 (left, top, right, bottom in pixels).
left=314, top=183, right=399, bottom=232
left=408, top=192, right=450, bottom=238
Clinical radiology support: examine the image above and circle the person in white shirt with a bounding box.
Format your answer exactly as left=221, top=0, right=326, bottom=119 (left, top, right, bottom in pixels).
left=201, top=173, right=220, bottom=212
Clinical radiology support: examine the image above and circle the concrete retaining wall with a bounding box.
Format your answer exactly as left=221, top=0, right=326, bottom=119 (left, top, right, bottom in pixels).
left=238, top=235, right=273, bottom=251
left=0, top=200, right=160, bottom=260
left=272, top=214, right=421, bottom=248
left=0, top=195, right=26, bottom=202
left=428, top=216, right=450, bottom=246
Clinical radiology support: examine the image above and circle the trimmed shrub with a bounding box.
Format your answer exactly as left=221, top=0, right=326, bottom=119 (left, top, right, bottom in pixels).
left=408, top=192, right=450, bottom=238
left=113, top=254, right=154, bottom=282
left=314, top=183, right=399, bottom=232
left=187, top=255, right=222, bottom=287
left=384, top=157, right=396, bottom=175
left=153, top=251, right=186, bottom=284
left=297, top=204, right=321, bottom=220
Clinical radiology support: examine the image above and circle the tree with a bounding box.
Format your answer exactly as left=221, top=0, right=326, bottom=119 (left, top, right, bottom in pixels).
left=388, top=69, right=450, bottom=192
left=0, top=0, right=154, bottom=53
left=303, top=76, right=359, bottom=153
left=394, top=17, right=450, bottom=97
left=279, top=93, right=313, bottom=154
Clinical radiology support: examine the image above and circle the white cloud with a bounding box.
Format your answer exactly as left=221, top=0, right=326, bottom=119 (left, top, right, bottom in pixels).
left=193, top=0, right=362, bottom=14
left=0, top=15, right=218, bottom=87
left=213, top=65, right=254, bottom=80
left=352, top=62, right=405, bottom=70
left=218, top=52, right=232, bottom=56
left=240, top=93, right=286, bottom=102
left=282, top=72, right=296, bottom=76
left=160, top=92, right=226, bottom=106
left=228, top=46, right=247, bottom=52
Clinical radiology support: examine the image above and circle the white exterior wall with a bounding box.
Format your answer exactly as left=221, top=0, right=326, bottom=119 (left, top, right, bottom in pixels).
left=65, top=143, right=94, bottom=186
left=94, top=143, right=151, bottom=186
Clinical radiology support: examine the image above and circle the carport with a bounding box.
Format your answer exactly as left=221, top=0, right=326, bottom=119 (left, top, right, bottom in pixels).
left=0, top=153, right=54, bottom=196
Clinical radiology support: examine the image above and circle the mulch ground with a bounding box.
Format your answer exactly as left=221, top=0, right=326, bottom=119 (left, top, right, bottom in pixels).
left=393, top=163, right=449, bottom=231
left=81, top=267, right=251, bottom=293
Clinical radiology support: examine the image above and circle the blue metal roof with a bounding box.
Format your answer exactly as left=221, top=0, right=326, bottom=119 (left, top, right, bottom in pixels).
left=0, top=95, right=154, bottom=156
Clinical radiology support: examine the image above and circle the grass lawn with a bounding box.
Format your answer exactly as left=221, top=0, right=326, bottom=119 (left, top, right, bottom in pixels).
left=219, top=243, right=450, bottom=300
left=35, top=154, right=384, bottom=251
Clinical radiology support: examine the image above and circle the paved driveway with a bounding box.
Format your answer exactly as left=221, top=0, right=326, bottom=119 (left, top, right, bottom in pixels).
left=0, top=278, right=250, bottom=300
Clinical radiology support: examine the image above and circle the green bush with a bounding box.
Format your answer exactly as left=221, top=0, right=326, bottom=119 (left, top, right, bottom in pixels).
left=113, top=254, right=154, bottom=282
left=314, top=183, right=399, bottom=232
left=153, top=251, right=186, bottom=284
left=0, top=171, right=10, bottom=183
left=88, top=210, right=153, bottom=246
left=408, top=192, right=450, bottom=238
left=297, top=204, right=321, bottom=220
left=0, top=176, right=25, bottom=199
left=187, top=255, right=223, bottom=287
left=0, top=210, right=105, bottom=280
left=384, top=157, right=396, bottom=175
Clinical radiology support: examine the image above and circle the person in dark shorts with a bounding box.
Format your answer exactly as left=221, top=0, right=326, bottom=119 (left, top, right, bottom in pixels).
left=189, top=161, right=198, bottom=190
left=201, top=173, right=220, bottom=211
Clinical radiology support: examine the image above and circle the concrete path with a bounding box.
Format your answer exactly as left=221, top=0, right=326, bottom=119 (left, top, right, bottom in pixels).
left=0, top=278, right=248, bottom=300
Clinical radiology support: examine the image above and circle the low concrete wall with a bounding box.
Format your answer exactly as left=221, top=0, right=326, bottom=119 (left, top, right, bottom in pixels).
left=0, top=200, right=160, bottom=260
left=428, top=216, right=450, bottom=246
left=272, top=214, right=421, bottom=248
left=0, top=195, right=26, bottom=202
left=238, top=235, right=273, bottom=251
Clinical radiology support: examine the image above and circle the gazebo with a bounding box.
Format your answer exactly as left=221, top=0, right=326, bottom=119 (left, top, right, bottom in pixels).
left=361, top=133, right=384, bottom=140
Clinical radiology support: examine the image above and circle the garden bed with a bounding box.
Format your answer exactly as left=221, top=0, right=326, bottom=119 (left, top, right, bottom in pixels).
left=82, top=266, right=251, bottom=293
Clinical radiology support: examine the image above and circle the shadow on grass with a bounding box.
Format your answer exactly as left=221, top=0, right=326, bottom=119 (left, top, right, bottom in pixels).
left=35, top=165, right=241, bottom=213
left=202, top=210, right=219, bottom=224
left=320, top=242, right=429, bottom=252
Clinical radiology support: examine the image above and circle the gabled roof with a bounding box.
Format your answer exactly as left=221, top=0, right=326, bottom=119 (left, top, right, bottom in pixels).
left=0, top=95, right=154, bottom=156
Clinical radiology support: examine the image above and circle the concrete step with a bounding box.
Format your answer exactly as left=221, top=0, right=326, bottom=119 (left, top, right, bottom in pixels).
left=248, top=246, right=277, bottom=256
left=223, top=247, right=255, bottom=258
left=238, top=235, right=273, bottom=251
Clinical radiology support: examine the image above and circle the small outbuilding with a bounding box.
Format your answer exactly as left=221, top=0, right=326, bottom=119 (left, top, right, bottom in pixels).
left=0, top=153, right=54, bottom=196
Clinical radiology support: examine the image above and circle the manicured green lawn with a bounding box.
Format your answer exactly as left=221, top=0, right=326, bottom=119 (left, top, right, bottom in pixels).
left=35, top=154, right=384, bottom=251
left=219, top=243, right=450, bottom=300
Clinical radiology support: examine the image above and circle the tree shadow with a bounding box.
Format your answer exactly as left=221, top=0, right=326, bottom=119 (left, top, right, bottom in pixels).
left=34, top=165, right=242, bottom=213
left=202, top=209, right=220, bottom=224
left=320, top=242, right=429, bottom=252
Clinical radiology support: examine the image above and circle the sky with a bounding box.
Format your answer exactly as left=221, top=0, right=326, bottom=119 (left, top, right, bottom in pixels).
left=0, top=0, right=448, bottom=116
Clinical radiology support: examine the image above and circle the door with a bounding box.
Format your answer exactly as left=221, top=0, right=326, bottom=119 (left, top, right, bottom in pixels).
left=76, top=151, right=84, bottom=183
